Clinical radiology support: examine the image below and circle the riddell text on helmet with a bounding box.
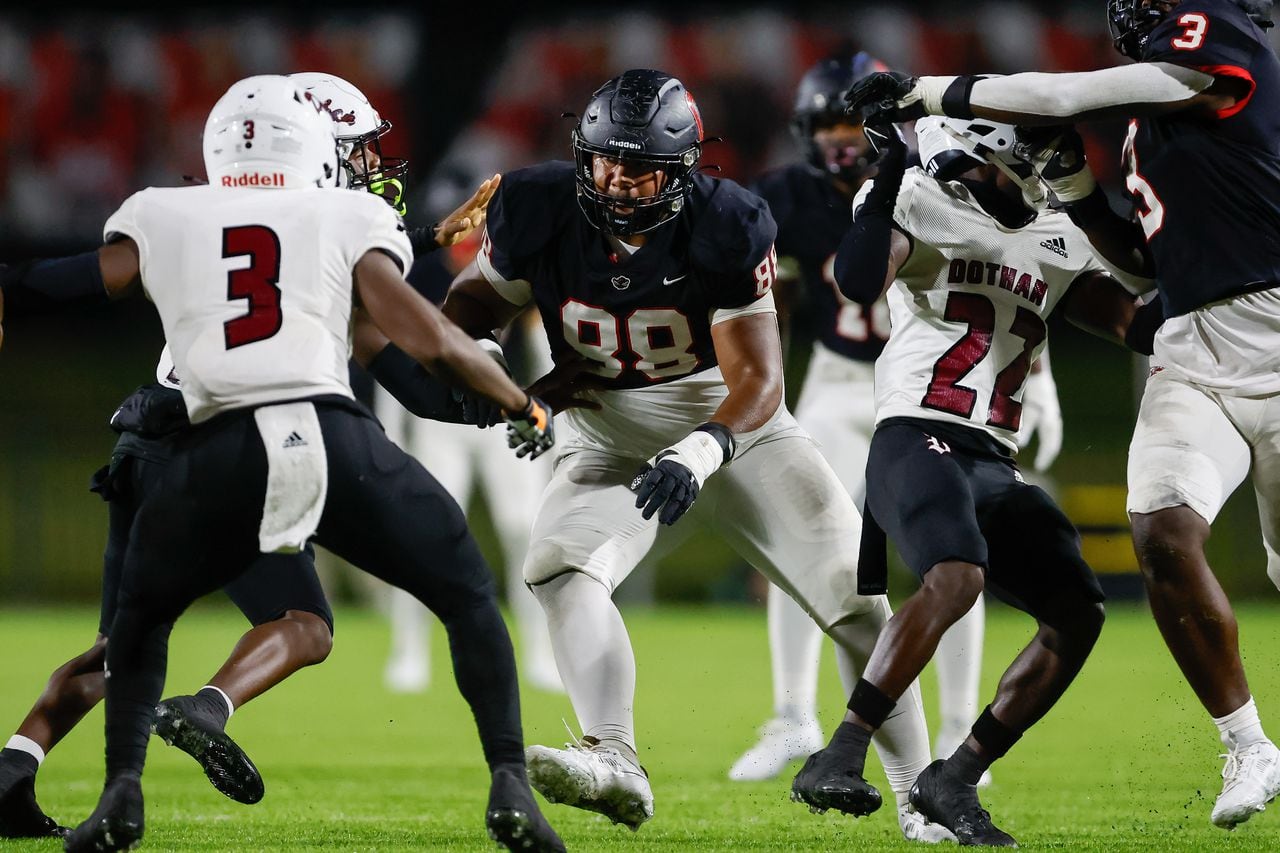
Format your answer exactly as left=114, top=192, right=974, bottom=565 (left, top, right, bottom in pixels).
left=222, top=172, right=287, bottom=187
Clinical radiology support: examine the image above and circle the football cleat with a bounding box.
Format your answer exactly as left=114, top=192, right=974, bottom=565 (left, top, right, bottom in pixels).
left=526, top=735, right=653, bottom=830
left=899, top=803, right=959, bottom=844
left=936, top=729, right=993, bottom=789
left=789, top=749, right=883, bottom=817
left=153, top=695, right=264, bottom=805
left=485, top=765, right=566, bottom=852
left=0, top=765, right=67, bottom=838
left=728, top=716, right=824, bottom=782
left=1211, top=738, right=1280, bottom=829
left=910, top=759, right=1017, bottom=847
left=63, top=773, right=143, bottom=853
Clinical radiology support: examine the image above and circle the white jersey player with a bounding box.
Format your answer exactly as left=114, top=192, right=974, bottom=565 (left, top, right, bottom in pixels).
left=60, top=75, right=562, bottom=853
left=790, top=116, right=1147, bottom=846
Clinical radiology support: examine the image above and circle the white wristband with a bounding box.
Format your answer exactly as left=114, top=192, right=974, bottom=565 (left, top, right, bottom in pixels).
left=916, top=76, right=958, bottom=116
left=651, top=430, right=728, bottom=488
left=1048, top=167, right=1097, bottom=204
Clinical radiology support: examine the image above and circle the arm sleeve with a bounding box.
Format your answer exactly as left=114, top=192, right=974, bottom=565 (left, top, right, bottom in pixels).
left=0, top=251, right=108, bottom=315
left=965, top=63, right=1213, bottom=118
left=833, top=142, right=909, bottom=306
left=366, top=343, right=468, bottom=422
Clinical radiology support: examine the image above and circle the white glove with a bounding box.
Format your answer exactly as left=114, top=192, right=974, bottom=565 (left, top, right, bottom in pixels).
left=1017, top=358, right=1062, bottom=472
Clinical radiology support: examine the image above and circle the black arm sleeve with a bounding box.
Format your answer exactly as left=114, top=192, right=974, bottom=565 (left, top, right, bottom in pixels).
left=1125, top=292, right=1165, bottom=356
left=406, top=225, right=441, bottom=256
left=366, top=343, right=468, bottom=423
left=0, top=251, right=108, bottom=315
left=833, top=144, right=907, bottom=306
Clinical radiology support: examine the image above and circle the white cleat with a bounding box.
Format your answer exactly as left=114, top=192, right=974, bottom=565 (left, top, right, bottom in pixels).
left=728, top=716, right=824, bottom=782
left=383, top=655, right=429, bottom=694
left=935, top=729, right=992, bottom=788
left=526, top=736, right=653, bottom=830
left=899, top=803, right=959, bottom=844
left=1211, top=738, right=1280, bottom=829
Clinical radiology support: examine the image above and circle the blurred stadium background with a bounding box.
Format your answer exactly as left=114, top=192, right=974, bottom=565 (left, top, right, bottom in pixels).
left=2, top=0, right=1278, bottom=608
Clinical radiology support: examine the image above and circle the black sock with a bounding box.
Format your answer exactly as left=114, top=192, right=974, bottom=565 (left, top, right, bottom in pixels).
left=0, top=748, right=39, bottom=788
left=440, top=598, right=526, bottom=769
left=945, top=743, right=989, bottom=786
left=193, top=687, right=232, bottom=729
left=823, top=720, right=873, bottom=776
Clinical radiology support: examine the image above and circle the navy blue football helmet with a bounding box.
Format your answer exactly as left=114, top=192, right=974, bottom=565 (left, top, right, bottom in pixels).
left=572, top=69, right=704, bottom=237
left=791, top=52, right=889, bottom=182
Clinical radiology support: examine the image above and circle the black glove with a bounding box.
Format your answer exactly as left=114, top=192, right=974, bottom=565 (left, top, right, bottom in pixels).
left=631, top=457, right=700, bottom=526
left=453, top=388, right=504, bottom=428
left=505, top=395, right=554, bottom=460
left=845, top=72, right=926, bottom=124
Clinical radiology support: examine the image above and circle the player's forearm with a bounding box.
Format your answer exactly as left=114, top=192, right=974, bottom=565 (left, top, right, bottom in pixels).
left=710, top=366, right=783, bottom=433
left=1064, top=188, right=1156, bottom=283
left=921, top=64, right=1214, bottom=125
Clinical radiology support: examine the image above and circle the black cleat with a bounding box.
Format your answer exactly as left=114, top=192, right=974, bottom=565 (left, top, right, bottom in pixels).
left=153, top=695, right=264, bottom=804
left=63, top=773, right=143, bottom=853
left=910, top=759, right=1017, bottom=847
left=0, top=769, right=68, bottom=838
left=486, top=765, right=567, bottom=852
left=789, top=749, right=883, bottom=817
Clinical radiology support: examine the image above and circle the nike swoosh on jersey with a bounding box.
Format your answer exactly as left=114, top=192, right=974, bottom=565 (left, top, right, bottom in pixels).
left=662, top=274, right=687, bottom=286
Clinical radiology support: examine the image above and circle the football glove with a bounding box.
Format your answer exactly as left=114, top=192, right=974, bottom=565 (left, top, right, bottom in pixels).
left=370, top=177, right=407, bottom=216
left=1016, top=359, right=1063, bottom=472
left=846, top=72, right=927, bottom=124
left=1014, top=125, right=1096, bottom=204
left=505, top=395, right=554, bottom=460
left=631, top=424, right=734, bottom=526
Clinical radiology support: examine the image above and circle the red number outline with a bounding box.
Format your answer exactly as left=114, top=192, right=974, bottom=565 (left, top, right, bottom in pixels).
left=222, top=225, right=283, bottom=350
left=986, top=306, right=1047, bottom=431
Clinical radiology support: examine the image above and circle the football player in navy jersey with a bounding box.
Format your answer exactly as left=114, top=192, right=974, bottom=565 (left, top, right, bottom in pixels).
left=846, top=0, right=1280, bottom=829
left=441, top=69, right=948, bottom=841
left=732, top=53, right=1042, bottom=790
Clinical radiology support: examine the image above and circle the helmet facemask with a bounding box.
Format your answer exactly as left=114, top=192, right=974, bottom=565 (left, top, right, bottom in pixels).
left=337, top=119, right=408, bottom=189
left=572, top=128, right=700, bottom=237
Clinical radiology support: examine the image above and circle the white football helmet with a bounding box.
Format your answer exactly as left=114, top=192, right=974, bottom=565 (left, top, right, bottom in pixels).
left=916, top=115, right=1047, bottom=210
left=203, top=75, right=339, bottom=190
left=289, top=72, right=407, bottom=188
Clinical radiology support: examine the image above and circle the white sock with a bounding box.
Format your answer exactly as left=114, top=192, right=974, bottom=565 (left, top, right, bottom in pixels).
left=388, top=588, right=430, bottom=668
left=1214, top=697, right=1268, bottom=749
left=934, top=595, right=985, bottom=740
left=830, top=597, right=932, bottom=800
left=199, top=685, right=235, bottom=720
left=767, top=584, right=823, bottom=724
left=533, top=572, right=637, bottom=761
left=5, top=735, right=46, bottom=766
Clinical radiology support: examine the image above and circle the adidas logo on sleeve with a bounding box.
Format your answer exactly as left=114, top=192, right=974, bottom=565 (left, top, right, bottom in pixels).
left=282, top=431, right=308, bottom=449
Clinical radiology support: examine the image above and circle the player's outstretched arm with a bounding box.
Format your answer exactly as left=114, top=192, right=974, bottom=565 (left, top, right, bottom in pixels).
left=849, top=64, right=1244, bottom=128
left=441, top=259, right=527, bottom=339
left=0, top=240, right=140, bottom=317
left=833, top=125, right=912, bottom=305
left=354, top=250, right=528, bottom=414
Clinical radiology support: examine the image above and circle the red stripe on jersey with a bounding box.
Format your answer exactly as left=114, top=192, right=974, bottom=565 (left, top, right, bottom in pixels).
left=1195, top=64, right=1256, bottom=119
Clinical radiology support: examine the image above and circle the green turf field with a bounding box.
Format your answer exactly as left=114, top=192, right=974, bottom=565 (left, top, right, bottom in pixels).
left=2, top=601, right=1279, bottom=851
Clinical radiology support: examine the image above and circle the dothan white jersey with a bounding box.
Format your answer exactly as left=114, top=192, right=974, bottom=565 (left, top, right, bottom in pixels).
left=869, top=168, right=1108, bottom=451
left=105, top=185, right=412, bottom=423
